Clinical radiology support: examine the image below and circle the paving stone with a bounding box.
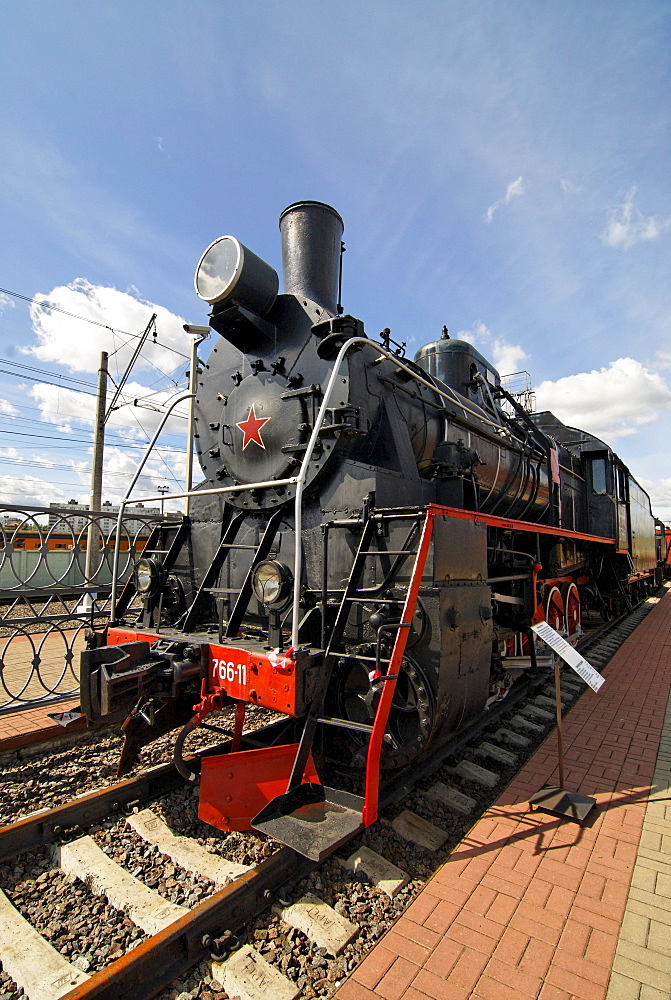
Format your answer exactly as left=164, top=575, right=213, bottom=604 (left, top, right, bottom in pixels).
left=631, top=866, right=658, bottom=893
left=606, top=970, right=644, bottom=999
left=341, top=845, right=409, bottom=898
left=128, top=808, right=249, bottom=883
left=613, top=953, right=671, bottom=992
left=629, top=897, right=671, bottom=928
left=492, top=727, right=531, bottom=749
left=56, top=836, right=187, bottom=934
left=391, top=809, right=449, bottom=850
left=275, top=893, right=357, bottom=955
left=423, top=781, right=477, bottom=815
left=640, top=830, right=663, bottom=851
left=211, top=945, right=299, bottom=1000
left=618, top=940, right=671, bottom=974
left=647, top=921, right=671, bottom=957
left=0, top=888, right=88, bottom=1000
left=639, top=983, right=670, bottom=1000
left=655, top=873, right=671, bottom=898
left=635, top=855, right=671, bottom=880
left=474, top=741, right=518, bottom=767
left=444, top=759, right=500, bottom=788
left=620, top=910, right=650, bottom=947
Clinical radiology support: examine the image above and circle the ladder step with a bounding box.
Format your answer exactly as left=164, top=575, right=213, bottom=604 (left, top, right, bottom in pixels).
left=360, top=550, right=418, bottom=557
left=347, top=597, right=404, bottom=605
left=252, top=785, right=364, bottom=862
left=335, top=653, right=391, bottom=664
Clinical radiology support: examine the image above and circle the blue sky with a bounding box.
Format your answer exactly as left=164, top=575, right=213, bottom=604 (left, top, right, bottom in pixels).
left=0, top=1, right=669, bottom=518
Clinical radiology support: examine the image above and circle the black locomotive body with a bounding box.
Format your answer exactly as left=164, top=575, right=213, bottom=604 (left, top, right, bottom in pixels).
left=81, top=202, right=661, bottom=860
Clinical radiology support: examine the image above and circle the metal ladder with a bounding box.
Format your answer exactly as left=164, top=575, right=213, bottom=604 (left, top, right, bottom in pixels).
left=179, top=507, right=285, bottom=635
left=114, top=519, right=190, bottom=621
left=252, top=508, right=433, bottom=859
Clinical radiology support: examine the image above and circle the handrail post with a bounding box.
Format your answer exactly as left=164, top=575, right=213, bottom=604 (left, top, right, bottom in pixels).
left=184, top=330, right=209, bottom=516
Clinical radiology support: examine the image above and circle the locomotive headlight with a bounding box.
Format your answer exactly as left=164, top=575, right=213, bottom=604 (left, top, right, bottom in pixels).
left=194, top=235, right=278, bottom=316
left=252, top=560, right=292, bottom=607
left=135, top=557, right=161, bottom=596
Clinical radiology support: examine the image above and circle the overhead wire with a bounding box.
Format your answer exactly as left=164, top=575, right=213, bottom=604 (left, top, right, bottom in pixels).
left=0, top=285, right=191, bottom=361
left=0, top=362, right=189, bottom=418
left=0, top=286, right=200, bottom=497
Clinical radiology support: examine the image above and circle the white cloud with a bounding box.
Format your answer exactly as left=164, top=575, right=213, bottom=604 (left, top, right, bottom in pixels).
left=98, top=444, right=186, bottom=506
left=637, top=475, right=671, bottom=508
left=535, top=358, right=671, bottom=440
left=485, top=176, right=525, bottom=223
left=30, top=379, right=189, bottom=439
left=455, top=320, right=529, bottom=376
left=0, top=474, right=70, bottom=508
left=560, top=178, right=582, bottom=196
left=26, top=279, right=189, bottom=376
left=655, top=350, right=671, bottom=371
left=0, top=293, right=15, bottom=315
left=0, top=399, right=19, bottom=416
left=601, top=187, right=671, bottom=250
left=491, top=340, right=529, bottom=376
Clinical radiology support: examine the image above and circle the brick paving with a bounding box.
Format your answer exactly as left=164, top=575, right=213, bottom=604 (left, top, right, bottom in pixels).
left=0, top=626, right=84, bottom=751
left=606, top=692, right=671, bottom=999
left=0, top=627, right=83, bottom=708
left=333, top=587, right=671, bottom=1000
left=0, top=697, right=83, bottom=753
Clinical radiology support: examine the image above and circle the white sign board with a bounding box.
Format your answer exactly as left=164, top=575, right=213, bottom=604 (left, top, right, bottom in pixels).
left=531, top=621, right=605, bottom=693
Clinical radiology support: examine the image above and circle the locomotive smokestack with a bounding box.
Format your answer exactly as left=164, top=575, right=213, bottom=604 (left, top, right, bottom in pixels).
left=279, top=201, right=344, bottom=314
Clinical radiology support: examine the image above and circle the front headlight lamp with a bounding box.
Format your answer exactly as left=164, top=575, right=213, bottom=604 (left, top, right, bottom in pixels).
left=135, top=557, right=162, bottom=596
left=251, top=560, right=292, bottom=607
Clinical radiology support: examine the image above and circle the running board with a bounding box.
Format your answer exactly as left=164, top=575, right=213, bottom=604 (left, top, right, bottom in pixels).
left=251, top=783, right=364, bottom=861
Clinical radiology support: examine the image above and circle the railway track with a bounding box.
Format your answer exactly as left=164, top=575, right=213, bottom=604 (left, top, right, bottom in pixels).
left=0, top=591, right=664, bottom=1000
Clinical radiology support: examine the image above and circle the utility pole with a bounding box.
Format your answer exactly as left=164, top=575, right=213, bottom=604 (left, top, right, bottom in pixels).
left=81, top=351, right=108, bottom=614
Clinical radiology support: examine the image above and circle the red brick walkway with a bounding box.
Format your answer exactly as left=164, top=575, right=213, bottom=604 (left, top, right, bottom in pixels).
left=334, top=588, right=671, bottom=1000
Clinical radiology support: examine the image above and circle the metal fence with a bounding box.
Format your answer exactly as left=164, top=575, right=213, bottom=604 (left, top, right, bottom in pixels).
left=0, top=503, right=162, bottom=713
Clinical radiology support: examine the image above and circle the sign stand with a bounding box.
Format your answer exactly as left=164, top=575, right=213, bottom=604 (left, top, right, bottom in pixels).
left=527, top=622, right=603, bottom=824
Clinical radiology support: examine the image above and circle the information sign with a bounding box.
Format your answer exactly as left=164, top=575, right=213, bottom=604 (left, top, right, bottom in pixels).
left=531, top=621, right=605, bottom=693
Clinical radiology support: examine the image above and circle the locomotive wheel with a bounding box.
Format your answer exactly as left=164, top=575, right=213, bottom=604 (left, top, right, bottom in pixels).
left=336, top=652, right=435, bottom=768
left=561, top=582, right=581, bottom=635
left=543, top=585, right=565, bottom=633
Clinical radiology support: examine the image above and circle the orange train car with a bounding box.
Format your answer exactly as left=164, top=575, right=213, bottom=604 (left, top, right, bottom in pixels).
left=0, top=530, right=148, bottom=553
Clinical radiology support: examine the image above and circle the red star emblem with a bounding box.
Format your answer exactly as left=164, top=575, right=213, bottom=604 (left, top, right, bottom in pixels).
left=236, top=404, right=270, bottom=450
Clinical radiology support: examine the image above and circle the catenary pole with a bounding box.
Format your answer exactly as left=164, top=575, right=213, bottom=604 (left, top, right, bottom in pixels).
left=82, top=351, right=108, bottom=611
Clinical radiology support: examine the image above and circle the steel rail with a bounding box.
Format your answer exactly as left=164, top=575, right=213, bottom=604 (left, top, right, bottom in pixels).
left=59, top=847, right=315, bottom=1000
left=0, top=718, right=294, bottom=862
left=0, top=760, right=185, bottom=863
left=1, top=595, right=661, bottom=1000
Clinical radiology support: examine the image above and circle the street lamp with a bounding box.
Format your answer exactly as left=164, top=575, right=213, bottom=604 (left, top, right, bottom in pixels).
left=157, top=485, right=169, bottom=517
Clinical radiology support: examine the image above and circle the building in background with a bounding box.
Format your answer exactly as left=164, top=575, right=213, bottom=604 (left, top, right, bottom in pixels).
left=48, top=500, right=161, bottom=536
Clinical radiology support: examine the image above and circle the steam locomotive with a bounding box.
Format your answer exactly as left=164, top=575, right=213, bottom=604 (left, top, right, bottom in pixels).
left=81, top=202, right=664, bottom=860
